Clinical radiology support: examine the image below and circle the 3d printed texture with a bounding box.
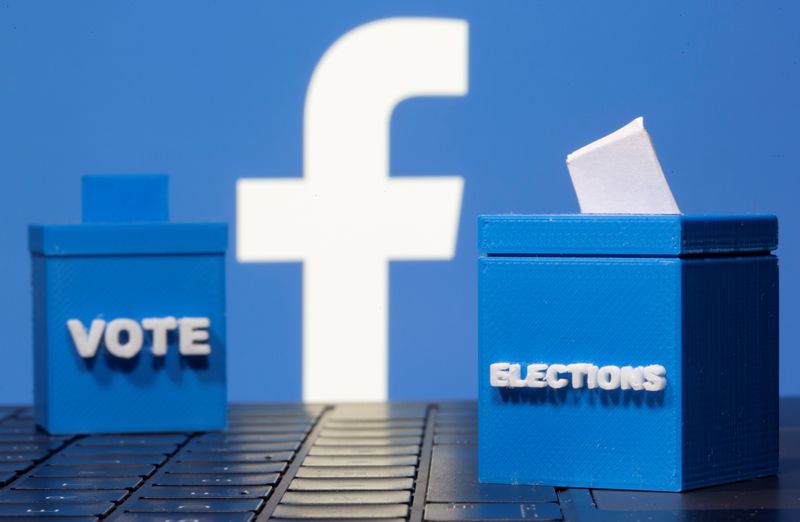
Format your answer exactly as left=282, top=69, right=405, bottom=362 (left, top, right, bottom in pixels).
left=478, top=215, right=778, bottom=491
left=30, top=175, right=228, bottom=434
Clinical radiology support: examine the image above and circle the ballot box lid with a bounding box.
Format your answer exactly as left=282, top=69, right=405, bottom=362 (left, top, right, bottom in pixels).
left=478, top=214, right=777, bottom=256
left=29, top=222, right=227, bottom=256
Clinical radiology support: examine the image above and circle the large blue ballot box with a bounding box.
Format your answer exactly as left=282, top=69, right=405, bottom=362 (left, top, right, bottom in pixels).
left=478, top=214, right=778, bottom=491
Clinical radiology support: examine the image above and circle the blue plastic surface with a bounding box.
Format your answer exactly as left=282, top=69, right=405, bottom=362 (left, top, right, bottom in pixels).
left=29, top=223, right=228, bottom=256
left=478, top=214, right=778, bottom=491
left=82, top=174, right=169, bottom=223
left=30, top=175, right=228, bottom=434
left=479, top=214, right=778, bottom=256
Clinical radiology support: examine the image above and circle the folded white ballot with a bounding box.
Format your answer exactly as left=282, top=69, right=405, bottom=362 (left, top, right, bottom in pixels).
left=566, top=117, right=680, bottom=214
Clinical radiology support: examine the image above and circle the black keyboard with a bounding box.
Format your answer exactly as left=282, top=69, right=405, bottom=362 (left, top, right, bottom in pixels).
left=0, top=403, right=563, bottom=521
left=2, top=401, right=799, bottom=521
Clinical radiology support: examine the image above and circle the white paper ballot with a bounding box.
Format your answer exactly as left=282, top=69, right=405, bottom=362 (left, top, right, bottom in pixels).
left=566, top=117, right=680, bottom=214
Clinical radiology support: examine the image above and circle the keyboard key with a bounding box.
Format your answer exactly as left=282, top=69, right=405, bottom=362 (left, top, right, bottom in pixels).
left=0, top=443, right=63, bottom=453
left=436, top=415, right=475, bottom=423
left=73, top=444, right=178, bottom=455
left=197, top=434, right=305, bottom=444
left=32, top=465, right=154, bottom=477
left=223, top=424, right=311, bottom=434
left=434, top=434, right=477, bottom=445
left=177, top=452, right=294, bottom=463
left=436, top=411, right=476, bottom=419
left=154, top=474, right=280, bottom=487
left=228, top=406, right=318, bottom=414
left=437, top=411, right=476, bottom=419
left=165, top=462, right=285, bottom=474
left=324, top=420, right=424, bottom=429
left=0, top=435, right=61, bottom=443
left=124, top=498, right=263, bottom=513
left=139, top=486, right=271, bottom=499
left=0, top=420, right=39, bottom=428
left=0, top=490, right=127, bottom=503
left=77, top=435, right=186, bottom=446
left=0, top=454, right=44, bottom=463
left=319, top=428, right=423, bottom=438
left=0, top=472, right=15, bottom=486
left=63, top=446, right=174, bottom=456
left=303, top=456, right=418, bottom=467
left=228, top=416, right=314, bottom=424
left=272, top=504, right=408, bottom=519
left=0, top=461, right=34, bottom=472
left=231, top=405, right=318, bottom=411
left=435, top=424, right=477, bottom=433
left=314, top=437, right=421, bottom=447
left=184, top=441, right=300, bottom=453
left=424, top=503, right=563, bottom=521
left=308, top=446, right=419, bottom=457
left=49, top=455, right=168, bottom=466
left=280, top=491, right=411, bottom=505
left=12, top=476, right=143, bottom=490
left=427, top=447, right=556, bottom=503
left=0, top=427, right=49, bottom=436
left=229, top=404, right=323, bottom=416
left=115, top=514, right=253, bottom=522
left=0, top=502, right=114, bottom=517
left=228, top=411, right=318, bottom=420
left=434, top=425, right=476, bottom=434
left=289, top=478, right=413, bottom=491
left=295, top=466, right=415, bottom=479
left=328, top=404, right=427, bottom=419
left=269, top=519, right=404, bottom=522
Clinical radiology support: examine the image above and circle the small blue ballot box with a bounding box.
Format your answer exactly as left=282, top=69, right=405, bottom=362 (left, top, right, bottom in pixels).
left=29, top=175, right=228, bottom=434
left=478, top=214, right=778, bottom=491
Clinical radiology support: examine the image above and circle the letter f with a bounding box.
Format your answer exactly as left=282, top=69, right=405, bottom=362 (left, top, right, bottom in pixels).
left=237, top=18, right=468, bottom=401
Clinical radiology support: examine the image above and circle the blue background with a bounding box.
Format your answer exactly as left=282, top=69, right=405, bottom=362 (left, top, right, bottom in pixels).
left=1, top=2, right=798, bottom=403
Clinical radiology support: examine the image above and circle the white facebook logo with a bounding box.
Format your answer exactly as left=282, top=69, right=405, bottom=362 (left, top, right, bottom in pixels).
left=237, top=18, right=468, bottom=401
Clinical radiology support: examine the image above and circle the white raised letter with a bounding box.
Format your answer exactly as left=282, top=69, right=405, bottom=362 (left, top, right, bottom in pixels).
left=104, top=319, right=143, bottom=359
left=643, top=364, right=667, bottom=391
left=620, top=365, right=645, bottom=391
left=526, top=364, right=548, bottom=388
left=567, top=363, right=590, bottom=388
left=597, top=365, right=621, bottom=390
left=586, top=364, right=600, bottom=389
left=67, top=319, right=106, bottom=359
left=507, top=364, right=527, bottom=388
left=545, top=364, right=569, bottom=389
left=142, top=317, right=178, bottom=356
left=178, top=317, right=211, bottom=356
left=489, top=363, right=510, bottom=387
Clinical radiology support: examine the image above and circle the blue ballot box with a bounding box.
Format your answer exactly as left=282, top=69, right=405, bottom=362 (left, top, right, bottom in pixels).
left=478, top=214, right=779, bottom=491
left=29, top=175, right=228, bottom=434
